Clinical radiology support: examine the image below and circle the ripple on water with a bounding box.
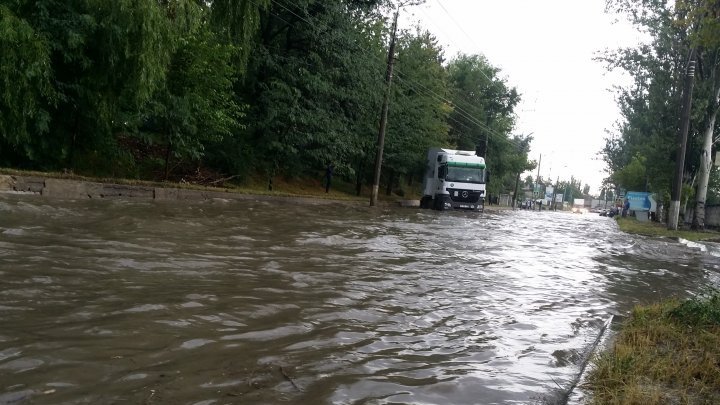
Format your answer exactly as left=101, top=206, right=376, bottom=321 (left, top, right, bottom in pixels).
left=1, top=197, right=720, bottom=404
left=118, top=304, right=167, bottom=313
left=221, top=324, right=313, bottom=341
left=179, top=339, right=215, bottom=350
left=0, top=357, right=44, bottom=373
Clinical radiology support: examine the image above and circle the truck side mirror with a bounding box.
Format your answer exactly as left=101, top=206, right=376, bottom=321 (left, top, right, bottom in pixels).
left=485, top=170, right=490, bottom=184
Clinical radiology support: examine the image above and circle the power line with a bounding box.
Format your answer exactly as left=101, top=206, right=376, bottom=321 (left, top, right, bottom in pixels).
left=393, top=71, right=525, bottom=150
left=250, top=0, right=528, bottom=152
left=432, top=0, right=492, bottom=82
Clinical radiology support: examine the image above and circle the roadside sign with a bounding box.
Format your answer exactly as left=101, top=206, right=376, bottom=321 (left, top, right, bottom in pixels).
left=626, top=191, right=652, bottom=211
left=544, top=186, right=553, bottom=202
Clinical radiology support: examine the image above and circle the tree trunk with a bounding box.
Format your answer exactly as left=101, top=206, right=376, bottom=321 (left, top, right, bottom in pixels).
left=669, top=47, right=697, bottom=230
left=512, top=172, right=520, bottom=209
left=668, top=200, right=681, bottom=229
left=692, top=73, right=720, bottom=230
left=164, top=141, right=172, bottom=181
left=355, top=158, right=365, bottom=196
left=692, top=110, right=718, bottom=229
left=385, top=169, right=395, bottom=196
left=680, top=172, right=697, bottom=225
left=67, top=112, right=80, bottom=169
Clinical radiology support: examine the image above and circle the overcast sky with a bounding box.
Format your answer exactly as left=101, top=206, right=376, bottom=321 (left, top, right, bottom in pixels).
left=399, top=0, right=647, bottom=194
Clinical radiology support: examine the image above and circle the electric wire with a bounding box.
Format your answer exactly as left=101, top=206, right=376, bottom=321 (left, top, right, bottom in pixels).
left=432, top=0, right=493, bottom=82
left=393, top=72, right=527, bottom=150
left=251, top=0, right=530, bottom=152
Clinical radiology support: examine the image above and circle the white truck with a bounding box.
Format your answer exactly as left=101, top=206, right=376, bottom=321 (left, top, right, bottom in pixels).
left=572, top=198, right=587, bottom=214
left=420, top=148, right=487, bottom=211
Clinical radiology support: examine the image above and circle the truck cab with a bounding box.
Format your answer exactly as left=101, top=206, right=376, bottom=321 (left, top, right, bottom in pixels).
left=420, top=148, right=487, bottom=211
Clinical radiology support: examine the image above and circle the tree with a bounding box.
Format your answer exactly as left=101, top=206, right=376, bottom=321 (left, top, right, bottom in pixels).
left=583, top=184, right=591, bottom=196
left=445, top=53, right=521, bottom=196
left=0, top=0, right=172, bottom=172
left=614, top=154, right=649, bottom=191
left=0, top=5, right=54, bottom=166
left=383, top=27, right=450, bottom=194
left=210, top=0, right=270, bottom=72
left=446, top=54, right=519, bottom=154
left=236, top=0, right=387, bottom=183
left=138, top=9, right=242, bottom=179
left=685, top=0, right=720, bottom=229
left=602, top=0, right=712, bottom=227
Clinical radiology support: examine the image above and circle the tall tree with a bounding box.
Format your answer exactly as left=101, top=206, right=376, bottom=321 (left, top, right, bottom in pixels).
left=138, top=2, right=242, bottom=179
left=0, top=4, right=54, bottom=166
left=602, top=0, right=704, bottom=225
left=445, top=53, right=521, bottom=196
left=210, top=0, right=270, bottom=73
left=0, top=0, right=172, bottom=172
left=236, top=0, right=387, bottom=182
left=685, top=0, right=720, bottom=229
left=383, top=27, right=450, bottom=194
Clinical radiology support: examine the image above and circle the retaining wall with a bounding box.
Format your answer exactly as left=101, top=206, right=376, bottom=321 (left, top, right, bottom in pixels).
left=684, top=205, right=720, bottom=227
left=0, top=174, right=356, bottom=206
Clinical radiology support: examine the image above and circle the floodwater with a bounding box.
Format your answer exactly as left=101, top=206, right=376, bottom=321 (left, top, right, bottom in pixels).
left=1, top=195, right=719, bottom=405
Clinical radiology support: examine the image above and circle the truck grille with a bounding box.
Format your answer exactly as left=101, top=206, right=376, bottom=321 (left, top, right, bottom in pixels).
left=447, top=188, right=482, bottom=203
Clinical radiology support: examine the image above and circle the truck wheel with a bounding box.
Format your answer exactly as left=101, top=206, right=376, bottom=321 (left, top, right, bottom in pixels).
left=420, top=196, right=431, bottom=209
left=433, top=195, right=446, bottom=211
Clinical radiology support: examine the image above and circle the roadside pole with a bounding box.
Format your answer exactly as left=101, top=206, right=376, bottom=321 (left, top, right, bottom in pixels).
left=668, top=48, right=697, bottom=230
left=370, top=8, right=399, bottom=207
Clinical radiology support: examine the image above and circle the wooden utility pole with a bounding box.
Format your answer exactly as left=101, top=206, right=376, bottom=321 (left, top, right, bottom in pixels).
left=534, top=153, right=542, bottom=199
left=512, top=172, right=520, bottom=209
left=668, top=47, right=697, bottom=230
left=370, top=8, right=399, bottom=207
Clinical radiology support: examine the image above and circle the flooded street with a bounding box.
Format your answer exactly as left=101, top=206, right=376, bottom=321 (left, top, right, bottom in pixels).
left=1, top=195, right=720, bottom=404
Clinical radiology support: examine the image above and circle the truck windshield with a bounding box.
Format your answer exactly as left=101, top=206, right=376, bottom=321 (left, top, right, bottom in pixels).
left=445, top=166, right=484, bottom=184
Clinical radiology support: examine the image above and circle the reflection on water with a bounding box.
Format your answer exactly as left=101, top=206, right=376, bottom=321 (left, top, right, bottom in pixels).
left=1, top=195, right=718, bottom=404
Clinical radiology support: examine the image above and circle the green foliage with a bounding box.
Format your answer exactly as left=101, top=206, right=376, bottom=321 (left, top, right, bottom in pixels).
left=210, top=0, right=269, bottom=72
left=444, top=53, right=522, bottom=196
left=0, top=0, right=533, bottom=194
left=0, top=5, right=53, bottom=164
left=138, top=7, right=242, bottom=178
left=668, top=290, right=720, bottom=327
left=587, top=294, right=720, bottom=404
left=0, top=0, right=174, bottom=171
left=385, top=28, right=450, bottom=180
left=236, top=0, right=387, bottom=178
left=446, top=54, right=519, bottom=151
left=603, top=0, right=720, bottom=208
left=555, top=176, right=587, bottom=201
left=614, top=154, right=648, bottom=191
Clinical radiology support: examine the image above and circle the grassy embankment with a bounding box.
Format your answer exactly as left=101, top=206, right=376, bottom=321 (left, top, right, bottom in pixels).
left=585, top=293, right=720, bottom=404
left=615, top=216, right=720, bottom=241
left=585, top=216, right=720, bottom=404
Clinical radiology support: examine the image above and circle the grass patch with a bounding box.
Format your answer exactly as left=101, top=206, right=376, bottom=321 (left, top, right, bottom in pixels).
left=615, top=217, right=720, bottom=242
left=585, top=292, right=720, bottom=404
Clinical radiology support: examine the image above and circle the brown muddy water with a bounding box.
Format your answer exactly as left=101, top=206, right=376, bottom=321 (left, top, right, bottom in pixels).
left=1, top=195, right=719, bottom=405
